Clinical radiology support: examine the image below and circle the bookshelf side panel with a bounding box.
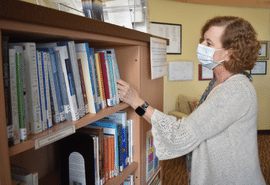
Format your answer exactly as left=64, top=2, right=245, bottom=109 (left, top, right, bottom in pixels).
left=0, top=32, right=13, bottom=185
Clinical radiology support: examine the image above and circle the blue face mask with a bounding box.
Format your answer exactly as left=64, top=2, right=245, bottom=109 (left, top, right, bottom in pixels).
left=196, top=44, right=225, bottom=70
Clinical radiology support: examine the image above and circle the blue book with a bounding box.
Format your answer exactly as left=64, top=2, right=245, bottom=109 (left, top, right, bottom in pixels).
left=101, top=111, right=128, bottom=170
left=37, top=47, right=65, bottom=124
left=40, top=51, right=52, bottom=129
left=90, top=121, right=120, bottom=176
left=106, top=51, right=117, bottom=106
left=89, top=48, right=101, bottom=111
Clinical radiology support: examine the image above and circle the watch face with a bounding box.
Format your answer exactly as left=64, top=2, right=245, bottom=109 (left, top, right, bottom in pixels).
left=135, top=107, right=145, bottom=116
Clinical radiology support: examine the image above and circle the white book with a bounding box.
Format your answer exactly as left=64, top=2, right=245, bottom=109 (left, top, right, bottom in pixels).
left=46, top=50, right=61, bottom=124
left=10, top=42, right=42, bottom=135
left=9, top=48, right=20, bottom=144
left=58, top=41, right=85, bottom=118
left=75, top=43, right=96, bottom=114
left=127, top=119, right=133, bottom=164
left=36, top=51, right=47, bottom=131
left=43, top=52, right=53, bottom=129
left=53, top=46, right=79, bottom=121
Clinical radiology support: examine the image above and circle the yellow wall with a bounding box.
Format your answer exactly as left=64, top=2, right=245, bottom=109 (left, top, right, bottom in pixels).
left=148, top=0, right=270, bottom=130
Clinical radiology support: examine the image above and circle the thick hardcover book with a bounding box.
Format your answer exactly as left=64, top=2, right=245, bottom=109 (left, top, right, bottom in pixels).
left=96, top=50, right=114, bottom=107
left=75, top=43, right=97, bottom=114
left=58, top=41, right=85, bottom=118
left=54, top=46, right=79, bottom=121
left=9, top=48, right=20, bottom=144
left=36, top=51, right=47, bottom=131
left=78, top=126, right=104, bottom=184
left=3, top=37, right=14, bottom=147
left=41, top=52, right=53, bottom=129
left=90, top=121, right=120, bottom=176
left=89, top=48, right=101, bottom=110
left=101, top=111, right=128, bottom=169
left=10, top=42, right=42, bottom=135
left=94, top=52, right=107, bottom=109
left=60, top=132, right=95, bottom=185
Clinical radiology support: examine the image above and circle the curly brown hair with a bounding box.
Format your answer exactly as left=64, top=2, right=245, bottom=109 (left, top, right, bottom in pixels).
left=201, top=16, right=261, bottom=74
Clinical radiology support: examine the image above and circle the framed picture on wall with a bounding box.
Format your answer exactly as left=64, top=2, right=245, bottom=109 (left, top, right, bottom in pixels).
left=250, top=61, right=267, bottom=75
left=258, top=41, right=269, bottom=60
left=198, top=64, right=214, bottom=80
left=150, top=22, right=182, bottom=54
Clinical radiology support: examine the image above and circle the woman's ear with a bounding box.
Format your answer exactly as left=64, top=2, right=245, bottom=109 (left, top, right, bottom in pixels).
left=225, top=48, right=233, bottom=61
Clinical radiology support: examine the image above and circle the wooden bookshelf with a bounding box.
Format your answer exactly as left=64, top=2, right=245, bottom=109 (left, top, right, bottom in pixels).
left=0, top=1, right=164, bottom=185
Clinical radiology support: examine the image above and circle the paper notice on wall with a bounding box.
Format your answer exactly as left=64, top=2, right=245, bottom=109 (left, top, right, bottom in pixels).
left=150, top=37, right=167, bottom=79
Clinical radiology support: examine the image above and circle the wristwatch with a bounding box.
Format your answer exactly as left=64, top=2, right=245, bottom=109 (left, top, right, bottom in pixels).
left=135, top=101, right=149, bottom=116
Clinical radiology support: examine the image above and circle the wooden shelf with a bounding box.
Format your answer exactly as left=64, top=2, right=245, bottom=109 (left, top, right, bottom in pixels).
left=9, top=103, right=130, bottom=157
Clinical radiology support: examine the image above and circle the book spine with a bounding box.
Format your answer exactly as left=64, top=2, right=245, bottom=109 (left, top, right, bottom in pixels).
left=99, top=51, right=114, bottom=107
left=20, top=48, right=29, bottom=136
left=3, top=37, right=14, bottom=147
left=130, top=119, right=133, bottom=163
left=48, top=49, right=64, bottom=123
left=109, top=49, right=120, bottom=104
left=77, top=57, right=89, bottom=114
left=36, top=51, right=47, bottom=131
left=43, top=52, right=53, bottom=129
left=66, top=41, right=85, bottom=118
left=107, top=135, right=113, bottom=179
left=54, top=46, right=79, bottom=121
left=12, top=42, right=42, bottom=134
left=89, top=48, right=101, bottom=111
left=54, top=50, right=72, bottom=121
left=15, top=52, right=27, bottom=142
left=107, top=52, right=117, bottom=106
left=94, top=53, right=107, bottom=109
left=9, top=48, right=20, bottom=145
left=87, top=48, right=98, bottom=112
left=117, top=124, right=123, bottom=172
left=75, top=47, right=96, bottom=114
left=104, top=136, right=108, bottom=182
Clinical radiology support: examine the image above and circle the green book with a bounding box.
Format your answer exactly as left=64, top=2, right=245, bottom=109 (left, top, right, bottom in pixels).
left=15, top=52, right=26, bottom=142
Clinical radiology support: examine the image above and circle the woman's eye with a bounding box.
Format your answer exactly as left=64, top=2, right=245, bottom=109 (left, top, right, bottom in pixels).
left=207, top=42, right=212, bottom=46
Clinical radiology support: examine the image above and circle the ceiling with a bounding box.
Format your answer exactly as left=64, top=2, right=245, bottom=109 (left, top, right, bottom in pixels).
left=169, top=0, right=270, bottom=8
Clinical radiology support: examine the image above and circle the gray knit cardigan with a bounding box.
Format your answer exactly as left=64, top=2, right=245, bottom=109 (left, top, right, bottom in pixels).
left=151, top=74, right=266, bottom=185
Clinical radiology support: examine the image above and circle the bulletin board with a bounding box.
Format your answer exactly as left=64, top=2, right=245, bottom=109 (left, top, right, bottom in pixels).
left=168, top=61, right=194, bottom=81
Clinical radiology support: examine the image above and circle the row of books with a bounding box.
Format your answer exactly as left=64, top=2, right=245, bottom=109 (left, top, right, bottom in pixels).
left=2, top=36, right=121, bottom=146
left=60, top=111, right=134, bottom=185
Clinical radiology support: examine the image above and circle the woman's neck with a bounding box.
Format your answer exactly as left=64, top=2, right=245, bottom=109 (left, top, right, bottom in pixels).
left=213, top=65, right=234, bottom=83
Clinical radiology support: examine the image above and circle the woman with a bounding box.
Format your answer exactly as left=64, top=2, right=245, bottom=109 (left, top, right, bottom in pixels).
left=117, top=16, right=266, bottom=185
